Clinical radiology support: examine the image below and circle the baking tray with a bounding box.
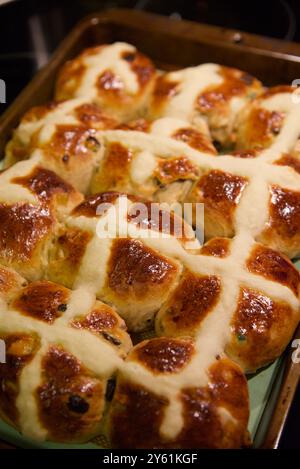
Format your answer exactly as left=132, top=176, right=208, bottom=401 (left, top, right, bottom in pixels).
left=0, top=8, right=300, bottom=450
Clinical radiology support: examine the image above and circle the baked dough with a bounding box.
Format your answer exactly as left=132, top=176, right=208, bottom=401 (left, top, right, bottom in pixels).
left=0, top=158, right=82, bottom=280
left=4, top=98, right=118, bottom=193
left=90, top=118, right=300, bottom=258
left=148, top=64, right=263, bottom=148
left=1, top=42, right=300, bottom=449
left=156, top=236, right=300, bottom=372
left=46, top=191, right=200, bottom=331
left=234, top=86, right=298, bottom=152
left=90, top=117, right=216, bottom=203
left=108, top=338, right=250, bottom=448
left=55, top=43, right=157, bottom=121
left=0, top=265, right=131, bottom=443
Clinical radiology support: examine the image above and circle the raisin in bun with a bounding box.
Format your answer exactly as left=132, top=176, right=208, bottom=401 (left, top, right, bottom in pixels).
left=90, top=117, right=216, bottom=203
left=0, top=265, right=131, bottom=443
left=5, top=98, right=117, bottom=193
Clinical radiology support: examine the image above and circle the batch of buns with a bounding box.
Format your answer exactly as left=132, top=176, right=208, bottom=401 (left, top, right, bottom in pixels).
left=1, top=42, right=300, bottom=448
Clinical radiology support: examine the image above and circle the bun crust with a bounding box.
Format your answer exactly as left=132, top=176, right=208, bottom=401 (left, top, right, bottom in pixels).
left=55, top=43, right=156, bottom=121
left=1, top=42, right=300, bottom=448
left=109, top=339, right=249, bottom=449
left=0, top=267, right=131, bottom=442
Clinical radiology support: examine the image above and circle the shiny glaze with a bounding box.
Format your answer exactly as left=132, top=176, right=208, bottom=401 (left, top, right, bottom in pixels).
left=107, top=238, right=178, bottom=299
left=124, top=50, right=155, bottom=88
left=228, top=287, right=294, bottom=371
left=13, top=166, right=74, bottom=201
left=72, top=192, right=127, bottom=218
left=238, top=108, right=284, bottom=149
left=246, top=245, right=300, bottom=296
left=12, top=281, right=70, bottom=323
left=156, top=157, right=199, bottom=184
left=151, top=75, right=179, bottom=111
left=275, top=154, right=300, bottom=174
left=196, top=67, right=260, bottom=114
left=0, top=203, right=53, bottom=262
left=71, top=306, right=118, bottom=333
left=172, top=127, right=217, bottom=154
left=196, top=170, right=247, bottom=210
left=97, top=70, right=123, bottom=93
left=261, top=185, right=300, bottom=255
left=200, top=238, right=230, bottom=258
left=192, top=170, right=248, bottom=232
left=133, top=338, right=194, bottom=373
left=43, top=124, right=99, bottom=161
left=74, top=102, right=117, bottom=129
left=37, top=346, right=104, bottom=441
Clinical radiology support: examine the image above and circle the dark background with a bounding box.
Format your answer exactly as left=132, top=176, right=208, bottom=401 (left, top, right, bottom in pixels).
left=2, top=0, right=300, bottom=111
left=0, top=0, right=299, bottom=449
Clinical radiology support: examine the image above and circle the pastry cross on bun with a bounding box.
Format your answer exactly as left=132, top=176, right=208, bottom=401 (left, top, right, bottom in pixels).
left=55, top=42, right=157, bottom=121
left=1, top=40, right=300, bottom=449
left=4, top=98, right=118, bottom=193
left=89, top=115, right=300, bottom=258
left=108, top=338, right=250, bottom=449
left=0, top=265, right=131, bottom=443
left=156, top=235, right=300, bottom=373
left=47, top=191, right=200, bottom=331
left=0, top=158, right=82, bottom=280
left=90, top=117, right=216, bottom=203
left=187, top=151, right=300, bottom=258
left=148, top=63, right=263, bottom=148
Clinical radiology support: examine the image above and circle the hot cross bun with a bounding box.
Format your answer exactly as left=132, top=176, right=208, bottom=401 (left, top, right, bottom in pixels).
left=108, top=338, right=250, bottom=448
left=90, top=117, right=216, bottom=203
left=88, top=117, right=300, bottom=258
left=0, top=158, right=82, bottom=280
left=1, top=41, right=300, bottom=449
left=46, top=191, right=199, bottom=331
left=0, top=264, right=131, bottom=442
left=148, top=64, right=263, bottom=148
left=4, top=98, right=118, bottom=193
left=156, top=235, right=300, bottom=373
left=55, top=43, right=157, bottom=121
